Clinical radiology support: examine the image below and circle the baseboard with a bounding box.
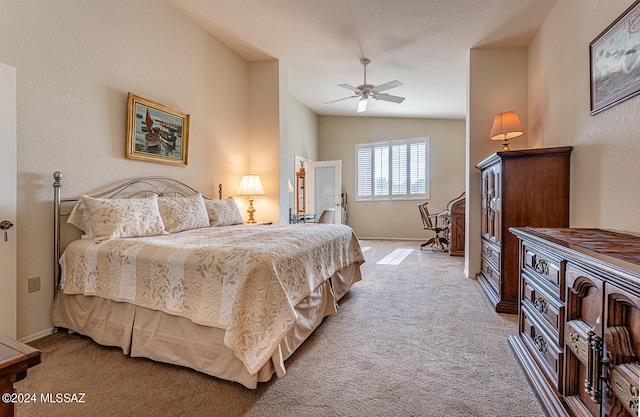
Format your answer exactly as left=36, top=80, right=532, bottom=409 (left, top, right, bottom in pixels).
left=19, top=327, right=54, bottom=344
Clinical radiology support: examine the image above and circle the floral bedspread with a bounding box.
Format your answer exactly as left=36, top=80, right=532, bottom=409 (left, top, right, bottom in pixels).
left=60, top=224, right=364, bottom=375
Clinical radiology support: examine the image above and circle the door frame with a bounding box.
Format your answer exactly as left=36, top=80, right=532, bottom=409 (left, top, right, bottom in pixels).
left=0, top=62, right=17, bottom=338
left=306, top=160, right=343, bottom=224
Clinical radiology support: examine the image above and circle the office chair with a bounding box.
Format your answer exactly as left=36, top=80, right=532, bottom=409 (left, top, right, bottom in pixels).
left=417, top=202, right=450, bottom=252
left=317, top=209, right=335, bottom=224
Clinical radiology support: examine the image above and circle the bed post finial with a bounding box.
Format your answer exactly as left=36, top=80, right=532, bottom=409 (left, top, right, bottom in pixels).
left=218, top=183, right=222, bottom=199
left=53, top=171, right=62, bottom=299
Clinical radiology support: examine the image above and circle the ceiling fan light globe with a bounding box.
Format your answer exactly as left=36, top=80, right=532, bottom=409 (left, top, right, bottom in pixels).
left=356, top=96, right=368, bottom=113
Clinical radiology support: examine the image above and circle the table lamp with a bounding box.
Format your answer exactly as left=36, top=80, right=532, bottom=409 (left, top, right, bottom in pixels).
left=490, top=111, right=524, bottom=151
left=237, top=174, right=264, bottom=224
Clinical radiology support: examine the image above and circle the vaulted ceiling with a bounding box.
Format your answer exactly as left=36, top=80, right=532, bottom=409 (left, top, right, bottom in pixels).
left=167, top=0, right=557, bottom=119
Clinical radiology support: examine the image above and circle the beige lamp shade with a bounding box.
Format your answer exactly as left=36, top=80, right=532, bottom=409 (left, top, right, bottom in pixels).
left=490, top=111, right=524, bottom=151
left=237, top=174, right=264, bottom=196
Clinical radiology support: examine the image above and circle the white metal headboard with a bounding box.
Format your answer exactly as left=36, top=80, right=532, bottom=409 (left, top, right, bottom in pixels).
left=52, top=171, right=222, bottom=297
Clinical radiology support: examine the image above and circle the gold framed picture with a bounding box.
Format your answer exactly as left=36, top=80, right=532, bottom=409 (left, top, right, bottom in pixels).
left=126, top=93, right=189, bottom=166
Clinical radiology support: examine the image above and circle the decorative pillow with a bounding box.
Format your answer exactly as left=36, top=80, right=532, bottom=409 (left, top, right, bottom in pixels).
left=158, top=193, right=210, bottom=233
left=203, top=197, right=244, bottom=226
left=67, top=199, right=95, bottom=238
left=80, top=194, right=166, bottom=242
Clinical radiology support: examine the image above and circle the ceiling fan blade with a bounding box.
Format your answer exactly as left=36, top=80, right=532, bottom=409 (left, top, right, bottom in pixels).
left=324, top=95, right=358, bottom=104
left=373, top=93, right=405, bottom=104
left=356, top=96, right=368, bottom=113
left=338, top=84, right=362, bottom=94
left=373, top=80, right=402, bottom=92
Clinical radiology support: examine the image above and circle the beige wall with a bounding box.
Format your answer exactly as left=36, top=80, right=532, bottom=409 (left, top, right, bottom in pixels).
left=285, top=95, right=319, bottom=217
left=467, top=48, right=529, bottom=277
left=0, top=0, right=253, bottom=341
left=318, top=116, right=466, bottom=239
left=288, top=96, right=319, bottom=164
left=247, top=60, right=281, bottom=224
left=529, top=0, right=640, bottom=232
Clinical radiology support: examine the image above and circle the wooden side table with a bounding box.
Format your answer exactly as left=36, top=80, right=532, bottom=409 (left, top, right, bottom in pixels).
left=0, top=335, right=41, bottom=417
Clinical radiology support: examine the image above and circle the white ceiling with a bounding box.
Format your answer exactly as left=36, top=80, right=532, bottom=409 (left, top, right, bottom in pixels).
left=167, top=0, right=557, bottom=119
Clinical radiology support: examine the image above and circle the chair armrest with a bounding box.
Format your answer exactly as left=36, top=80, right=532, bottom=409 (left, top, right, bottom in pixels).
left=428, top=212, right=450, bottom=227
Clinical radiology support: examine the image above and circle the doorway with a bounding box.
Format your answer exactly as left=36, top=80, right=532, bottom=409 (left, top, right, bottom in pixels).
left=0, top=62, right=17, bottom=338
left=305, top=160, right=343, bottom=224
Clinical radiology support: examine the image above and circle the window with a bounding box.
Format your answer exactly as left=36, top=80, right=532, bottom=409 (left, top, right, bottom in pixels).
left=356, top=137, right=429, bottom=201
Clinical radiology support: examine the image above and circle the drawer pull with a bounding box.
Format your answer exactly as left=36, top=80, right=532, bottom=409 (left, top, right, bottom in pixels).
left=484, top=264, right=493, bottom=278
left=534, top=258, right=549, bottom=276
left=532, top=330, right=548, bottom=355
left=533, top=296, right=549, bottom=314
left=584, top=331, right=603, bottom=404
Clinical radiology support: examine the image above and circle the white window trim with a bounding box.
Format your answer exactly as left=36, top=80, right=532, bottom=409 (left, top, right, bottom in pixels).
left=355, top=136, right=430, bottom=202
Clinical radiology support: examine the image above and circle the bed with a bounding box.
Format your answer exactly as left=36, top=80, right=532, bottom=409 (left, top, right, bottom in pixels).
left=50, top=172, right=364, bottom=388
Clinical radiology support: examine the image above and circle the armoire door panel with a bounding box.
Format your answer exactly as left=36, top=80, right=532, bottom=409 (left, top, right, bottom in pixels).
left=602, top=285, right=640, bottom=417
left=564, top=265, right=604, bottom=415
left=566, top=265, right=604, bottom=333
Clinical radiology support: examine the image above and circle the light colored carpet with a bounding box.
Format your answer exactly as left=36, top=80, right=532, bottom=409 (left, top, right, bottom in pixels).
left=16, top=240, right=544, bottom=416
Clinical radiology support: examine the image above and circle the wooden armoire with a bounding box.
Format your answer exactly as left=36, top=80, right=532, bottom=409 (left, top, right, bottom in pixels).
left=475, top=146, right=573, bottom=314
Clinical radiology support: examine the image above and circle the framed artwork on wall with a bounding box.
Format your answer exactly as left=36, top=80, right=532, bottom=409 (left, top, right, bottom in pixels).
left=590, top=0, right=640, bottom=115
left=126, top=93, right=190, bottom=165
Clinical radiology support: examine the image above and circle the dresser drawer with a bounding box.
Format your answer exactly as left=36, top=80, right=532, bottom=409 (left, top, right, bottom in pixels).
left=521, top=308, right=563, bottom=390
left=480, top=255, right=500, bottom=292
left=481, top=239, right=500, bottom=269
left=521, top=272, right=564, bottom=345
left=523, top=243, right=563, bottom=299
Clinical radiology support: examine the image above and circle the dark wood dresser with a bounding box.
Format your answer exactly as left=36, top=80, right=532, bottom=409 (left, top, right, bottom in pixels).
left=0, top=336, right=41, bottom=417
left=509, top=227, right=640, bottom=417
left=476, top=146, right=572, bottom=314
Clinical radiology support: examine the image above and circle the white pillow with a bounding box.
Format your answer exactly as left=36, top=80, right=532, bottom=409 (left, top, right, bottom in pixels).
left=158, top=193, right=210, bottom=233
left=67, top=199, right=94, bottom=238
left=80, top=194, right=166, bottom=242
left=203, top=197, right=244, bottom=226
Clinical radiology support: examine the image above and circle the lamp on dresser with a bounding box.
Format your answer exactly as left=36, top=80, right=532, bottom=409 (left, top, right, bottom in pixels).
left=490, top=111, right=524, bottom=151
left=237, top=174, right=264, bottom=224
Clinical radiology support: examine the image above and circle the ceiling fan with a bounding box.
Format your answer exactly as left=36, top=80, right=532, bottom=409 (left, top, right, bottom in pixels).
left=326, top=58, right=405, bottom=113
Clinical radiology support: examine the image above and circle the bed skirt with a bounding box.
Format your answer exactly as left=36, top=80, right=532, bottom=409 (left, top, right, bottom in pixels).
left=52, top=262, right=361, bottom=388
